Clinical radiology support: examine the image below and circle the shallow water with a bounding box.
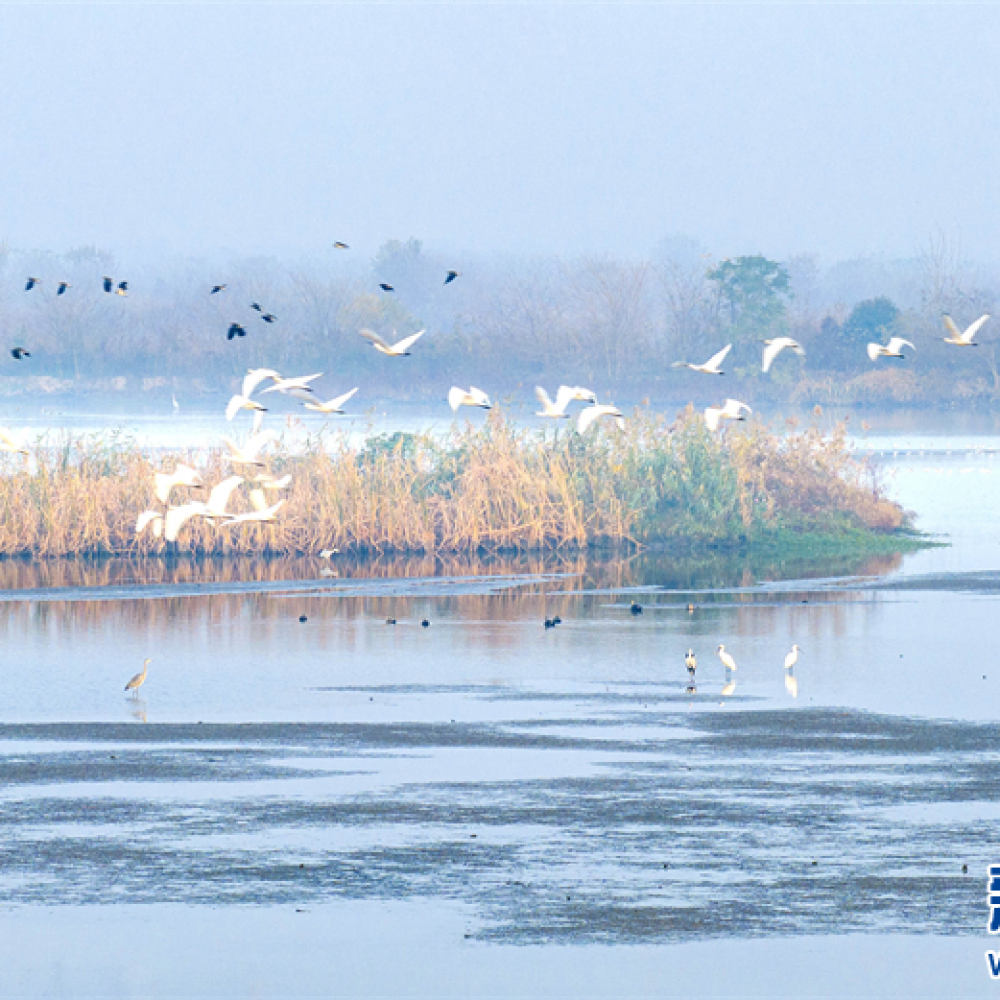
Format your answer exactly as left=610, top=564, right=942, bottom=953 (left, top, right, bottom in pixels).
left=2, top=410, right=1000, bottom=995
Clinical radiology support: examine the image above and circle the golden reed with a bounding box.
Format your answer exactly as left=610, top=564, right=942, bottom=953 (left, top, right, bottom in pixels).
left=0, top=409, right=905, bottom=558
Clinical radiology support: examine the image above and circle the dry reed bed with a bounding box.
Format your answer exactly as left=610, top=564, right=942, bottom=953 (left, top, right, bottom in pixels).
left=0, top=410, right=906, bottom=558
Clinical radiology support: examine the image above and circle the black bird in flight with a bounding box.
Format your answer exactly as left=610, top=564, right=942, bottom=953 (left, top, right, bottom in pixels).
left=25, top=277, right=40, bottom=291
left=379, top=283, right=394, bottom=292
left=116, top=281, right=128, bottom=296
left=227, top=323, right=247, bottom=341
left=250, top=302, right=263, bottom=312
left=103, top=277, right=114, bottom=293
left=211, top=285, right=227, bottom=295
left=333, top=242, right=349, bottom=250
left=11, top=347, right=30, bottom=360
left=444, top=271, right=460, bottom=285
left=57, top=282, right=70, bottom=295
left=261, top=313, right=276, bottom=323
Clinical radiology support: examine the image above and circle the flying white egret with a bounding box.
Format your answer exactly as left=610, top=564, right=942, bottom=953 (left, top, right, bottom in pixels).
left=448, top=386, right=492, bottom=412
left=867, top=337, right=915, bottom=361
left=243, top=368, right=281, bottom=396
left=0, top=430, right=28, bottom=456
left=704, top=399, right=751, bottom=432
left=254, top=473, right=292, bottom=489
left=717, top=644, right=737, bottom=670
left=784, top=644, right=801, bottom=670
left=261, top=373, right=323, bottom=396
left=304, top=387, right=359, bottom=414
left=534, top=387, right=571, bottom=418
left=943, top=313, right=990, bottom=346
left=153, top=463, right=202, bottom=503
left=162, top=477, right=243, bottom=541
left=125, top=658, right=150, bottom=697
left=671, top=344, right=732, bottom=375
left=577, top=404, right=625, bottom=434
left=223, top=431, right=276, bottom=467
left=135, top=510, right=164, bottom=538
left=226, top=394, right=267, bottom=421
left=223, top=498, right=286, bottom=525
left=202, top=476, right=244, bottom=521
left=558, top=386, right=598, bottom=407
left=359, top=328, right=426, bottom=357
left=163, top=503, right=207, bottom=542
left=761, top=337, right=805, bottom=373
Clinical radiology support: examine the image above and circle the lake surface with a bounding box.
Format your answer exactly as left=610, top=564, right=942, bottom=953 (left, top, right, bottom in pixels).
left=2, top=408, right=1000, bottom=997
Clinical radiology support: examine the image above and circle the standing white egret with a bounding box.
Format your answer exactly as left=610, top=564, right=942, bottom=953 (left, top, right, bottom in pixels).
left=761, top=338, right=805, bottom=373
left=704, top=399, right=751, bottom=432
left=359, top=328, right=426, bottom=357
left=672, top=344, right=732, bottom=375
left=685, top=649, right=697, bottom=677
left=577, top=404, right=625, bottom=433
left=304, top=387, right=359, bottom=414
left=717, top=644, right=737, bottom=670
left=784, top=644, right=801, bottom=670
left=0, top=430, right=28, bottom=456
left=448, top=386, right=492, bottom=412
left=154, top=463, right=202, bottom=503
left=125, top=659, right=150, bottom=697
left=943, top=313, right=990, bottom=346
left=867, top=337, right=914, bottom=361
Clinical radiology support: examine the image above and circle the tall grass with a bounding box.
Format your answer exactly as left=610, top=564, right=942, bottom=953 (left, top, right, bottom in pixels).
left=0, top=409, right=908, bottom=558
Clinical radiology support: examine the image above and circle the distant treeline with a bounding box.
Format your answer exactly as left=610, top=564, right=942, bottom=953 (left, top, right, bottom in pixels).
left=1, top=234, right=999, bottom=405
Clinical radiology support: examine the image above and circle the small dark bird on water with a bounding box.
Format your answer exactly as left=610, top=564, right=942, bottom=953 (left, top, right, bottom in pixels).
left=25, top=277, right=40, bottom=291
left=299, top=615, right=308, bottom=623
left=386, top=618, right=397, bottom=625
left=553, top=616, right=562, bottom=625
left=227, top=323, right=247, bottom=341
left=261, top=313, right=276, bottom=323
left=211, top=285, right=227, bottom=294
left=11, top=348, right=30, bottom=360
left=102, top=277, right=114, bottom=293
left=444, top=271, right=460, bottom=284
left=333, top=242, right=349, bottom=250
left=630, top=602, right=643, bottom=615
left=421, top=620, right=430, bottom=628
left=544, top=619, right=555, bottom=629
left=250, top=302, right=263, bottom=312
left=116, top=281, right=128, bottom=296
left=379, top=283, right=394, bottom=292
left=57, top=282, right=70, bottom=295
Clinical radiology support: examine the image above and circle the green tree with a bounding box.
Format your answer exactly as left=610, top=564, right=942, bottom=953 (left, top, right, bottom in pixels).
left=843, top=297, right=900, bottom=353
left=707, top=255, right=791, bottom=343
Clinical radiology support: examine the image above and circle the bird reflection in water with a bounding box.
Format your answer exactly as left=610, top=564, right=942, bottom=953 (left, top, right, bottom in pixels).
left=129, top=699, right=148, bottom=723
left=721, top=675, right=736, bottom=697
left=785, top=671, right=799, bottom=699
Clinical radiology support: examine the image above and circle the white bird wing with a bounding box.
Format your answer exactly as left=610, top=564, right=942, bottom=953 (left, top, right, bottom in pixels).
left=262, top=474, right=292, bottom=490
left=135, top=511, right=162, bottom=535
left=0, top=429, right=21, bottom=450
left=249, top=488, right=268, bottom=512
left=225, top=395, right=246, bottom=422
left=242, top=369, right=279, bottom=398
left=206, top=476, right=244, bottom=516
left=164, top=503, right=207, bottom=542
left=704, top=343, right=732, bottom=371
left=723, top=399, right=751, bottom=417
left=174, top=463, right=201, bottom=486
left=222, top=437, right=244, bottom=461
left=761, top=340, right=782, bottom=373
left=704, top=407, right=722, bottom=432
left=154, top=472, right=175, bottom=503
left=243, top=430, right=276, bottom=462
left=286, top=387, right=317, bottom=402
left=888, top=338, right=915, bottom=353
left=448, top=387, right=467, bottom=412
left=552, top=386, right=577, bottom=412
left=328, top=387, right=359, bottom=411
left=867, top=343, right=882, bottom=361
left=391, top=329, right=425, bottom=353
left=577, top=405, right=618, bottom=434
left=963, top=314, right=990, bottom=342
left=535, top=386, right=557, bottom=414
left=225, top=499, right=286, bottom=525
left=469, top=386, right=491, bottom=407
left=359, top=328, right=390, bottom=350
left=942, top=315, right=962, bottom=339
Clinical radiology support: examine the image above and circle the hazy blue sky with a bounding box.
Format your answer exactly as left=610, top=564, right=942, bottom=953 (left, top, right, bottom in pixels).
left=1, top=3, right=997, bottom=262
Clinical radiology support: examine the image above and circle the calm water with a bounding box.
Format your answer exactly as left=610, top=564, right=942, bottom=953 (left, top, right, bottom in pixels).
left=2, top=408, right=1000, bottom=997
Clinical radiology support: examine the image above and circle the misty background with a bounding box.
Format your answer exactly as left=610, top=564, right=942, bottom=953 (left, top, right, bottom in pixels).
left=1, top=3, right=999, bottom=405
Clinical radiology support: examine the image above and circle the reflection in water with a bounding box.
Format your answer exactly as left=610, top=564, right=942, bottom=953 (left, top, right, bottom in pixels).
left=721, top=678, right=736, bottom=697
left=785, top=670, right=799, bottom=699
left=129, top=699, right=147, bottom=723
